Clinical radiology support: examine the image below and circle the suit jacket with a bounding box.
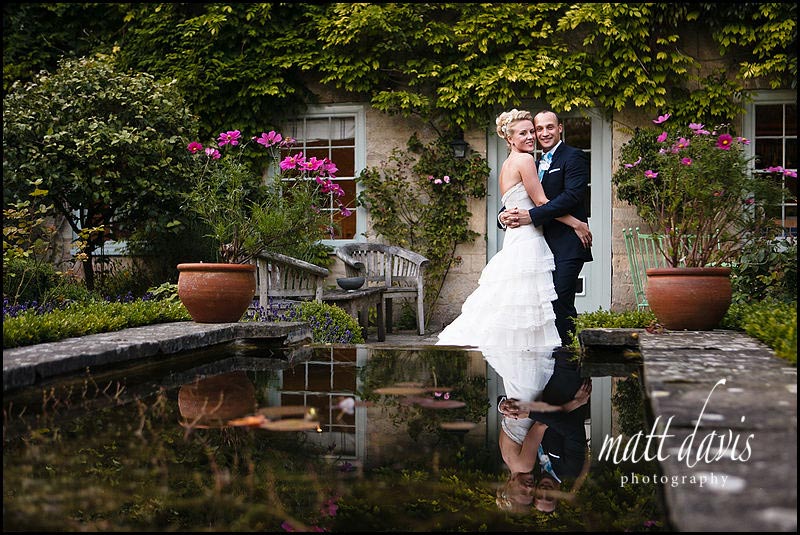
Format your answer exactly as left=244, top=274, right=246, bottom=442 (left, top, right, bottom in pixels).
left=529, top=350, right=588, bottom=479
left=499, top=142, right=593, bottom=263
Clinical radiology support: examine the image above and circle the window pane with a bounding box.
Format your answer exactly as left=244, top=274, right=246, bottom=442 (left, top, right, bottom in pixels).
left=786, top=138, right=797, bottom=170
left=754, top=139, right=784, bottom=169
left=755, top=105, right=784, bottom=136
left=785, top=104, right=796, bottom=134
left=563, top=117, right=591, bottom=149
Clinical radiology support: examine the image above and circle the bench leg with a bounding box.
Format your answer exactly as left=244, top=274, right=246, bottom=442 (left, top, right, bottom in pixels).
left=385, top=298, right=393, bottom=334
left=376, top=299, right=385, bottom=342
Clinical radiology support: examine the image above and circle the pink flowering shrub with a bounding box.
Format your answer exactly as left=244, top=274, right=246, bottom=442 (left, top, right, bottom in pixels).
left=613, top=114, right=784, bottom=267
left=185, top=130, right=351, bottom=263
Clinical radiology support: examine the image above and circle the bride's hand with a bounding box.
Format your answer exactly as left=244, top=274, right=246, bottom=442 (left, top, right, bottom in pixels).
left=573, top=221, right=592, bottom=248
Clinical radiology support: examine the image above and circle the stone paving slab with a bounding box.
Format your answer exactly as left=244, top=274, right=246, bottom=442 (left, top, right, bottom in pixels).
left=636, top=330, right=796, bottom=532
left=3, top=321, right=310, bottom=392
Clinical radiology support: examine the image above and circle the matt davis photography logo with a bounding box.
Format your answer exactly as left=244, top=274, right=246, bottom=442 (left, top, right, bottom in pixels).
left=597, top=379, right=755, bottom=489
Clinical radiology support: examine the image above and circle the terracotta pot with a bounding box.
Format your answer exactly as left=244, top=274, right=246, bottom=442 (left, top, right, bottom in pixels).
left=177, top=262, right=256, bottom=323
left=178, top=371, right=256, bottom=427
left=645, top=267, right=732, bottom=331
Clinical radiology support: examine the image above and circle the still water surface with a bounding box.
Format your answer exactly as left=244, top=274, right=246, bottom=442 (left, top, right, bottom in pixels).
left=3, top=340, right=667, bottom=531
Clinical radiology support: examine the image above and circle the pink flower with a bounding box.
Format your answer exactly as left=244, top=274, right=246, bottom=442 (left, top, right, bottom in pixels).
left=688, top=123, right=704, bottom=131
left=716, top=134, right=733, bottom=150
left=652, top=113, right=671, bottom=125
left=280, top=154, right=304, bottom=171
left=340, top=206, right=352, bottom=217
left=624, top=156, right=642, bottom=169
left=656, top=131, right=668, bottom=143
left=205, top=148, right=221, bottom=159
left=300, top=157, right=325, bottom=172
left=674, top=137, right=690, bottom=151
left=784, top=169, right=797, bottom=178
left=217, top=130, right=241, bottom=146
left=427, top=175, right=435, bottom=181
left=644, top=169, right=658, bottom=179
left=322, top=159, right=338, bottom=177
left=256, top=130, right=283, bottom=148
left=765, top=166, right=784, bottom=173
left=681, top=157, right=693, bottom=166
left=443, top=175, right=450, bottom=183
left=187, top=141, right=204, bottom=153
left=736, top=136, right=750, bottom=145
left=433, top=178, right=442, bottom=184
left=321, top=497, right=339, bottom=517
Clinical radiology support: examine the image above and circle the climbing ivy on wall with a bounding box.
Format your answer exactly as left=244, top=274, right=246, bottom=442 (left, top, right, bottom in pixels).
left=3, top=3, right=795, bottom=137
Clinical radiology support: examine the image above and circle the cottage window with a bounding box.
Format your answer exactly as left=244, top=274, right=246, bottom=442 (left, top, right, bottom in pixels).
left=282, top=106, right=366, bottom=242
left=745, top=93, right=798, bottom=237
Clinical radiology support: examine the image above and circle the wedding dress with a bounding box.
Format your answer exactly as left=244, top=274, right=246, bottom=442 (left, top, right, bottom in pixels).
left=436, top=181, right=561, bottom=351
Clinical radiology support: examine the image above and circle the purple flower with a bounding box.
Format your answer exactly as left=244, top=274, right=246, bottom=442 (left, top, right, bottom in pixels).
left=681, top=157, right=693, bottom=166
left=656, top=131, right=668, bottom=143
left=644, top=169, right=658, bottom=179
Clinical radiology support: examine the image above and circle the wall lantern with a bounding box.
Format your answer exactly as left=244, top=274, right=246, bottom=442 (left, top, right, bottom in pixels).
left=450, top=131, right=469, bottom=158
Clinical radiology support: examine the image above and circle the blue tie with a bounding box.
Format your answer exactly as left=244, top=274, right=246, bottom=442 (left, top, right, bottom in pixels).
left=538, top=444, right=561, bottom=483
left=538, top=152, right=552, bottom=182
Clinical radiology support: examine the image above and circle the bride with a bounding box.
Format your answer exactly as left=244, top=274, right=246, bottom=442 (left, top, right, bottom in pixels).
left=436, top=109, right=590, bottom=351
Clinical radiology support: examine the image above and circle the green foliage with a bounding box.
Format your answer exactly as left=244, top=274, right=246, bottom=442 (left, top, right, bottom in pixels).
left=731, top=237, right=797, bottom=304
left=722, top=300, right=797, bottom=365
left=3, top=297, right=191, bottom=349
left=5, top=4, right=793, bottom=133
left=612, top=117, right=784, bottom=267
left=2, top=180, right=63, bottom=305
left=357, top=135, right=489, bottom=320
left=2, top=54, right=200, bottom=289
left=570, top=308, right=657, bottom=350
left=3, top=257, right=62, bottom=306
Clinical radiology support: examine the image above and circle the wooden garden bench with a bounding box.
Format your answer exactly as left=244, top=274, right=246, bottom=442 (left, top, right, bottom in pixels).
left=335, top=243, right=429, bottom=335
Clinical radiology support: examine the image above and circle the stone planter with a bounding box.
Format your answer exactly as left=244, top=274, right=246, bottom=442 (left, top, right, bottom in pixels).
left=177, top=262, right=256, bottom=323
left=645, top=267, right=732, bottom=331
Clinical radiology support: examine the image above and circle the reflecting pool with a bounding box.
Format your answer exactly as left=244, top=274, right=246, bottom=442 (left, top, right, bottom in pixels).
left=3, top=340, right=668, bottom=531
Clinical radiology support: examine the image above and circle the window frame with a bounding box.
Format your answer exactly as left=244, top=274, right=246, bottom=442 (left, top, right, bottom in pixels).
left=742, top=90, right=798, bottom=237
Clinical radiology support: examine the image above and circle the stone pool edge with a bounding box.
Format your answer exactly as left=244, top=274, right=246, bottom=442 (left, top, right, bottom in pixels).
left=3, top=321, right=311, bottom=392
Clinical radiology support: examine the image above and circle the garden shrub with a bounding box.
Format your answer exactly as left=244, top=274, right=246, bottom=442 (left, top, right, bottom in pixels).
left=3, top=297, right=191, bottom=349
left=3, top=257, right=62, bottom=305
left=731, top=237, right=797, bottom=304
left=723, top=300, right=797, bottom=365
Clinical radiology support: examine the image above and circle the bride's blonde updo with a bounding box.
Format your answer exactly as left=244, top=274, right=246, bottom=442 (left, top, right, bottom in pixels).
left=496, top=109, right=533, bottom=141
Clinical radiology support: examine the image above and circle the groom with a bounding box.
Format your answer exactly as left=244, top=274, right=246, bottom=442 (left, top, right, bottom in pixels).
left=499, top=110, right=593, bottom=347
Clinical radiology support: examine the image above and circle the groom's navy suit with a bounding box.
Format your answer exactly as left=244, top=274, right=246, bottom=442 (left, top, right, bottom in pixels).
left=530, top=349, right=588, bottom=479
left=499, top=141, right=593, bottom=345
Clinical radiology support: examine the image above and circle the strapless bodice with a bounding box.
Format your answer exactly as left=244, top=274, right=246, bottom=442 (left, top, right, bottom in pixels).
left=501, top=182, right=534, bottom=210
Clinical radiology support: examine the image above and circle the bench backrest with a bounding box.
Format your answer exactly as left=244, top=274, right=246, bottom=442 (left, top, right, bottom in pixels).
left=255, top=251, right=330, bottom=303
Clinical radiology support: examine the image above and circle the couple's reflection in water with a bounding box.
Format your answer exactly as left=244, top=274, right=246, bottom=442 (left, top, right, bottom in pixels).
left=482, top=346, right=591, bottom=514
